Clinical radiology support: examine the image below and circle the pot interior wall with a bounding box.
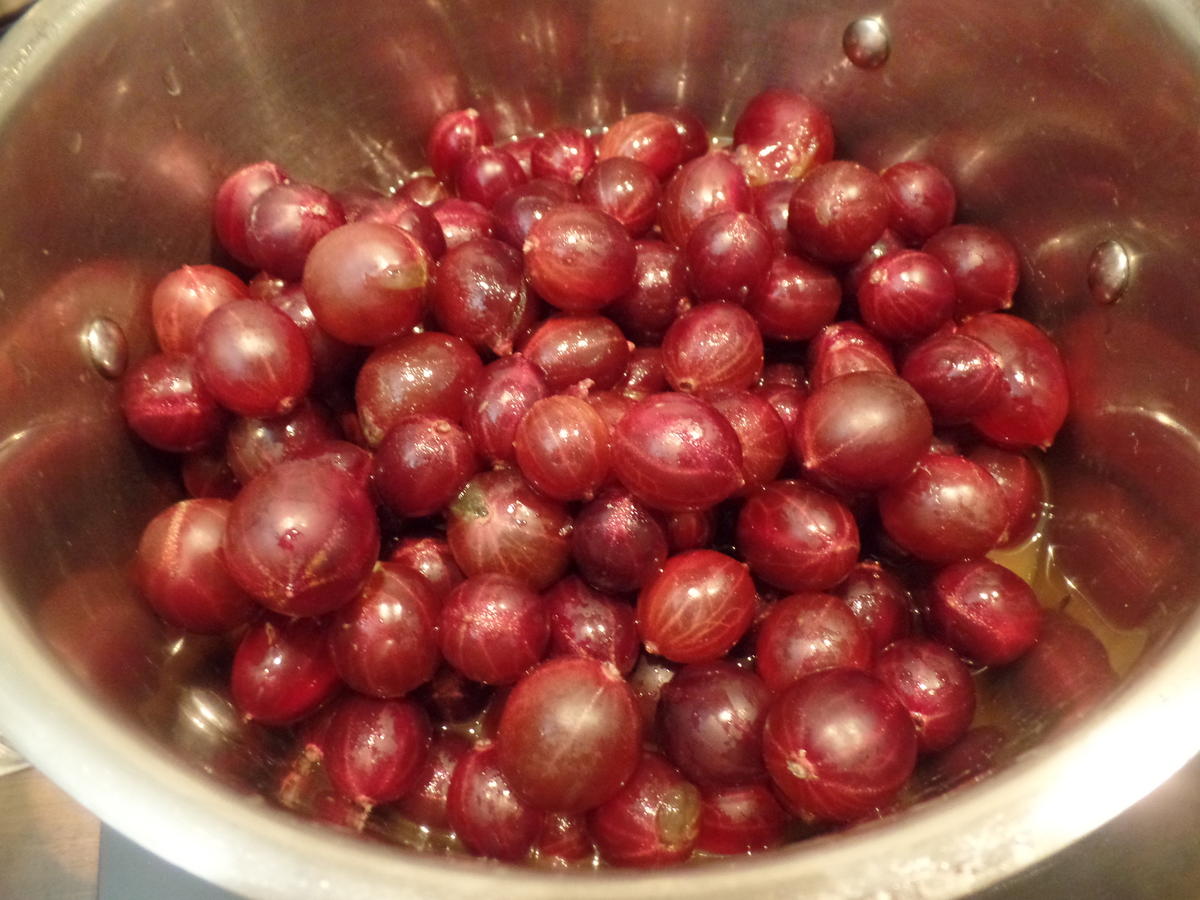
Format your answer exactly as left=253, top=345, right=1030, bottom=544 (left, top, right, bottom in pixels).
left=1, top=0, right=1200, bottom=887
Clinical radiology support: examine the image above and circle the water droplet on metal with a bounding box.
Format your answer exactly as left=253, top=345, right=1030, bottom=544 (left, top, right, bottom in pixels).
left=83, top=317, right=128, bottom=379
left=162, top=64, right=183, bottom=97
left=67, top=131, right=82, bottom=154
left=1088, top=239, right=1131, bottom=304
left=843, top=17, right=890, bottom=69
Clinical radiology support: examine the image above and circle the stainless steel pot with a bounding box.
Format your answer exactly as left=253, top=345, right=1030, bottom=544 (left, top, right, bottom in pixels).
left=2, top=0, right=1200, bottom=897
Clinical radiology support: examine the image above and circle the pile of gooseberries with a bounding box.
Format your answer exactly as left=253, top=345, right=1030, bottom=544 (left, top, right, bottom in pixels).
left=120, top=87, right=1105, bottom=868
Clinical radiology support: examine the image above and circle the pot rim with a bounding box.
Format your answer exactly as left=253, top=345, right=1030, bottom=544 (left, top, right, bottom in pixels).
left=1, top=2, right=1199, bottom=898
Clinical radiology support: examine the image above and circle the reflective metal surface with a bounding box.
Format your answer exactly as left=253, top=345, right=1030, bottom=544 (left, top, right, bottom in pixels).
left=0, top=735, right=27, bottom=777
left=1, top=0, right=1200, bottom=897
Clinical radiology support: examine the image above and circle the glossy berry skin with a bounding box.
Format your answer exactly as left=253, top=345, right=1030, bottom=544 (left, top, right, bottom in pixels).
left=658, top=661, right=770, bottom=787
left=637, top=550, right=756, bottom=664
left=325, top=695, right=431, bottom=806
left=230, top=617, right=341, bottom=726
left=878, top=453, right=1007, bottom=563
left=923, top=224, right=1020, bottom=318
left=579, top=157, right=661, bottom=236
left=606, top=239, right=689, bottom=342
left=532, top=128, right=596, bottom=184
left=213, top=160, right=288, bottom=266
left=328, top=564, right=442, bottom=698
left=520, top=314, right=631, bottom=392
left=900, top=330, right=1005, bottom=425
left=874, top=638, right=975, bottom=754
left=958, top=313, right=1069, bottom=450
left=745, top=254, right=840, bottom=341
left=373, top=415, right=477, bottom=518
left=618, top=346, right=667, bottom=399
left=589, top=752, right=701, bottom=868
left=881, top=161, right=957, bottom=245
left=151, top=264, right=248, bottom=354
left=736, top=481, right=860, bottom=592
left=754, top=383, right=807, bottom=435
left=534, top=813, right=593, bottom=865
left=245, top=182, right=345, bottom=281
left=685, top=212, right=773, bottom=304
left=697, top=784, right=789, bottom=854
left=663, top=509, right=716, bottom=553
left=266, top=284, right=360, bottom=391
left=224, top=458, right=380, bottom=617
left=732, top=89, right=834, bottom=186
left=291, top=441, right=373, bottom=489
left=546, top=576, right=639, bottom=674
left=493, top=178, right=577, bottom=249
left=355, top=195, right=447, bottom=259
left=763, top=669, right=917, bottom=824
left=446, top=468, right=572, bottom=591
left=431, top=198, right=496, bottom=250
left=315, top=175, right=375, bottom=213
left=967, top=445, right=1044, bottom=546
left=387, top=536, right=464, bottom=601
left=858, top=250, right=956, bottom=341
left=838, top=560, right=913, bottom=653
left=498, top=657, right=642, bottom=813
left=798, top=371, right=933, bottom=491
left=752, top=181, right=801, bottom=254
left=225, top=399, right=337, bottom=484
left=588, top=390, right=634, bottom=434
left=514, top=395, right=611, bottom=501
left=440, top=574, right=549, bottom=684
left=456, top=147, right=527, bottom=208
left=394, top=731, right=471, bottom=831
left=612, top=393, right=744, bottom=512
left=929, top=560, right=1043, bottom=666
left=426, top=108, right=493, bottom=181
left=788, top=161, right=891, bottom=264
left=571, top=488, right=669, bottom=594
left=463, top=354, right=548, bottom=464
left=355, top=331, right=483, bottom=445
left=302, top=222, right=431, bottom=347
left=659, top=151, right=753, bottom=249
left=195, top=300, right=313, bottom=418
left=846, top=227, right=907, bottom=296
left=598, top=112, right=686, bottom=180
left=448, top=743, right=544, bottom=861
left=662, top=302, right=764, bottom=394
left=524, top=204, right=637, bottom=313
left=397, top=174, right=450, bottom=207
left=708, top=390, right=789, bottom=493
left=430, top=237, right=534, bottom=355
left=659, top=106, right=709, bottom=161
left=498, top=136, right=537, bottom=174
left=807, top=321, right=896, bottom=388
left=134, top=499, right=257, bottom=634
left=121, top=353, right=225, bottom=452
left=755, top=593, right=873, bottom=692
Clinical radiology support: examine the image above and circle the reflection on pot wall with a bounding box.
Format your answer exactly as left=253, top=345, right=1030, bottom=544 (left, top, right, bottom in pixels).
left=1045, top=307, right=1200, bottom=636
